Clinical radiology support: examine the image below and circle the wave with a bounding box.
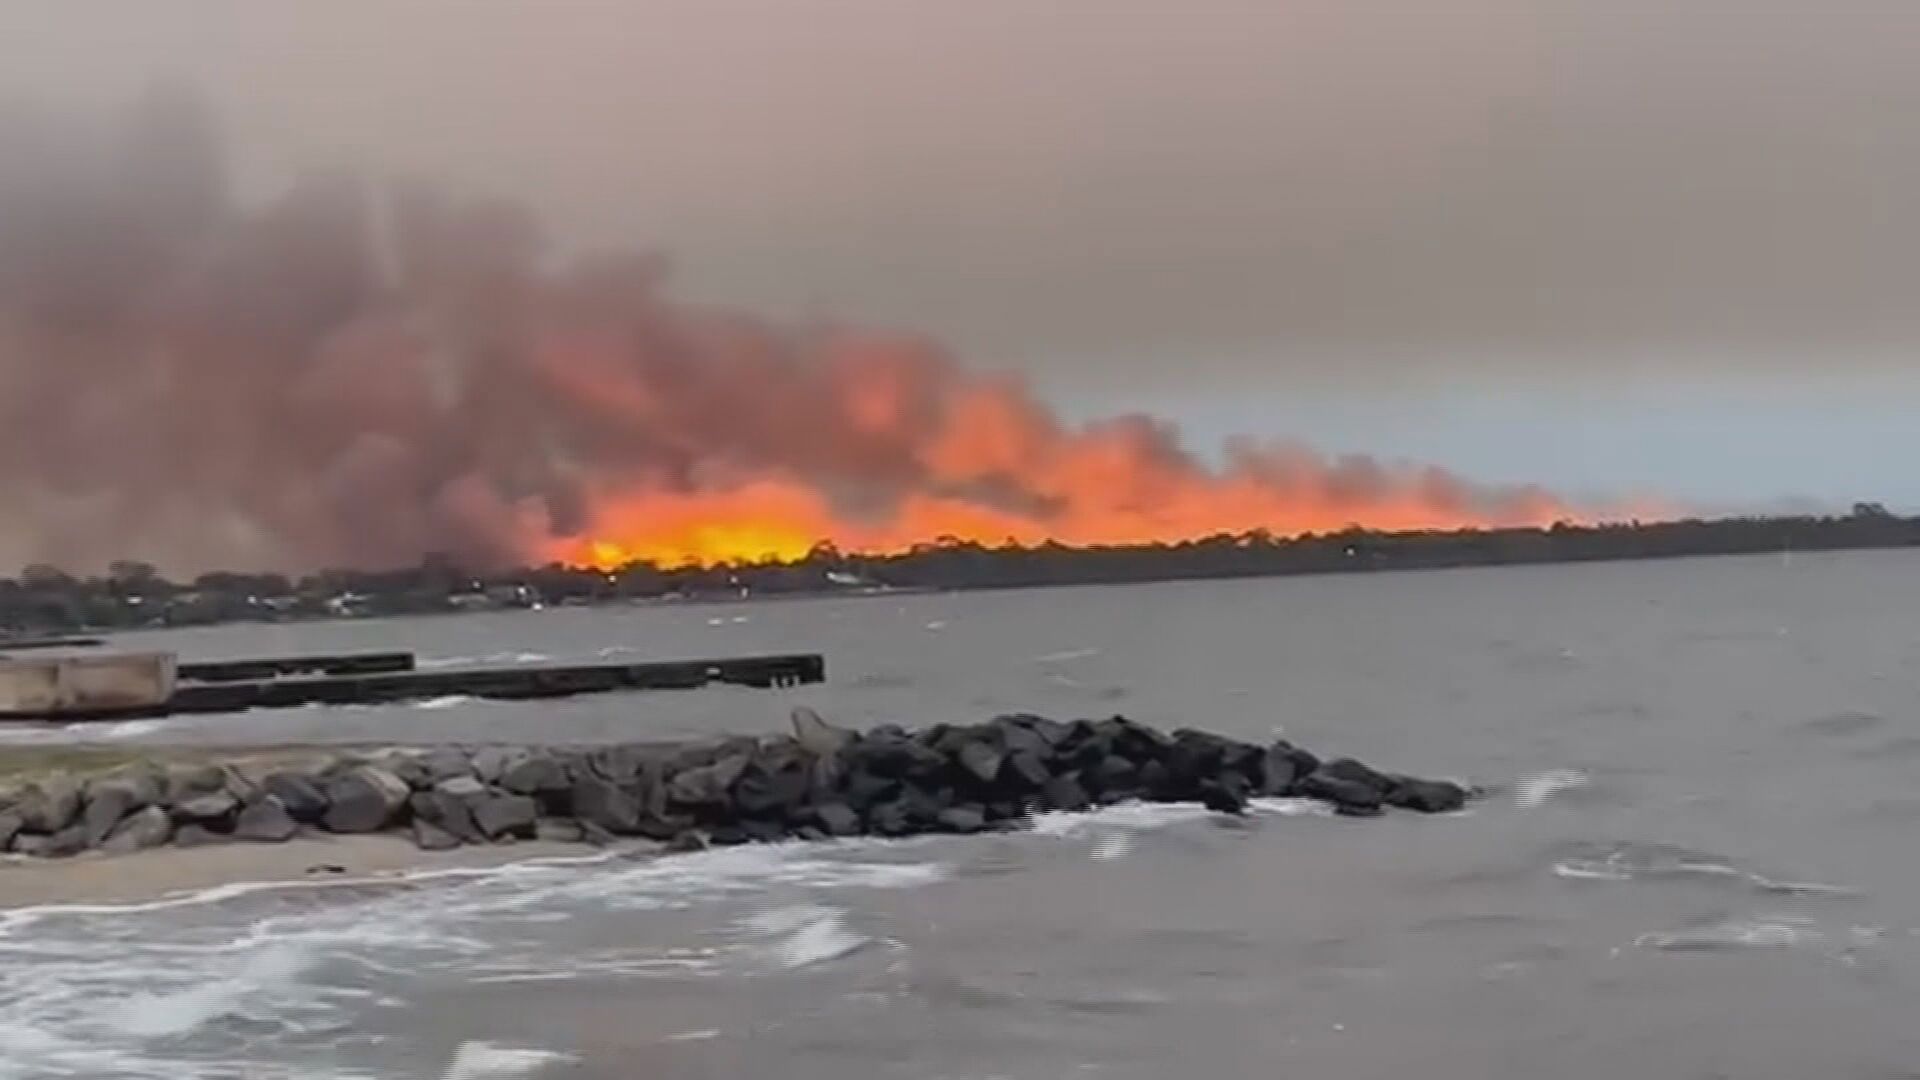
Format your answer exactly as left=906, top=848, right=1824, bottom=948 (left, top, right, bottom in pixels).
left=1511, top=769, right=1591, bottom=808
left=416, top=652, right=552, bottom=670
left=442, top=1041, right=577, bottom=1080
left=1550, top=841, right=1860, bottom=899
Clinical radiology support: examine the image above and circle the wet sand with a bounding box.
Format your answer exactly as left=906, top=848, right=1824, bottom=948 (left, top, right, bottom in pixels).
left=0, top=834, right=622, bottom=909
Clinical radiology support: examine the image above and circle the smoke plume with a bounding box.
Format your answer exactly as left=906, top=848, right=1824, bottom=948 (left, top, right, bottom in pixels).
left=0, top=92, right=1601, bottom=575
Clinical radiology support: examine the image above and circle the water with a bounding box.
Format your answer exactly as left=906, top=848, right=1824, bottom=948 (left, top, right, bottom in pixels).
left=9, top=549, right=1920, bottom=1077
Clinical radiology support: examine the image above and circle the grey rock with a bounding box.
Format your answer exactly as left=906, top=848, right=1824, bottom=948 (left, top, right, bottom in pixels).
left=1259, top=745, right=1300, bottom=796
left=102, top=806, right=173, bottom=854
left=419, top=748, right=476, bottom=784
left=501, top=753, right=569, bottom=796
left=322, top=766, right=411, bottom=833
left=412, top=791, right=484, bottom=844
left=0, top=811, right=22, bottom=851
left=1384, top=777, right=1468, bottom=814
left=471, top=747, right=516, bottom=784
left=790, top=707, right=855, bottom=756
left=812, top=802, right=863, bottom=837
left=383, top=754, right=434, bottom=790
left=534, top=817, right=584, bottom=843
left=15, top=825, right=88, bottom=858
left=667, top=753, right=751, bottom=807
left=579, top=820, right=617, bottom=847
left=173, top=824, right=227, bottom=848
left=172, top=790, right=240, bottom=824
left=1003, top=751, right=1053, bottom=792
left=1041, top=773, right=1091, bottom=813
left=17, top=775, right=81, bottom=834
left=165, top=764, right=229, bottom=803
left=233, top=796, right=300, bottom=842
left=1296, top=770, right=1384, bottom=813
left=936, top=805, right=987, bottom=834
left=433, top=775, right=488, bottom=800
left=571, top=774, right=641, bottom=834
left=472, top=793, right=538, bottom=840
left=957, top=740, right=1005, bottom=785
left=82, top=785, right=142, bottom=847
left=411, top=818, right=462, bottom=851
left=665, top=829, right=710, bottom=853
left=262, top=772, right=329, bottom=823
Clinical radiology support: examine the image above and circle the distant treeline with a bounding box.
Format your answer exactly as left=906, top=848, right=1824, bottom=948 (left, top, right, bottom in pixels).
left=1, top=505, right=1913, bottom=635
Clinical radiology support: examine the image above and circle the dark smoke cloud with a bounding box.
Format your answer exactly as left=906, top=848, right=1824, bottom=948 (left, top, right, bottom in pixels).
left=0, top=93, right=1587, bottom=575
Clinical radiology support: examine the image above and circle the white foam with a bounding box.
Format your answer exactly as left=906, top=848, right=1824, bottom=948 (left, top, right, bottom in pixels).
left=412, top=695, right=482, bottom=711
left=443, top=1041, right=577, bottom=1080
left=666, top=1028, right=720, bottom=1042
left=741, top=904, right=868, bottom=969
left=1028, top=797, right=1328, bottom=840
left=924, top=620, right=948, bottom=630
left=1513, top=769, right=1590, bottom=808
left=1031, top=647, right=1101, bottom=664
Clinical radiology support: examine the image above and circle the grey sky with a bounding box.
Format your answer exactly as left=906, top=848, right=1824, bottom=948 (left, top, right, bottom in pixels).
left=3, top=1, right=1917, bottom=506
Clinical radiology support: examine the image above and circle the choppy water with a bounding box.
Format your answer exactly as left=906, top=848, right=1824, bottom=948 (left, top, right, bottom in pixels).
left=10, top=549, right=1920, bottom=1077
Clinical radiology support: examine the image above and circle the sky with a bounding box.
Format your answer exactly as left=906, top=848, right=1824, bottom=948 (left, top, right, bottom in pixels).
left=2, top=1, right=1917, bottom=511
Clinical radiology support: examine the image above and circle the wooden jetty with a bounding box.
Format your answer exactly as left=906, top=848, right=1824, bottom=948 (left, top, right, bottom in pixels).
left=1, top=651, right=824, bottom=721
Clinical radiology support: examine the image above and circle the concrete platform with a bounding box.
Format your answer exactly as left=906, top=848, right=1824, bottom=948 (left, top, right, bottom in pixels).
left=177, top=651, right=415, bottom=683
left=0, top=651, right=177, bottom=718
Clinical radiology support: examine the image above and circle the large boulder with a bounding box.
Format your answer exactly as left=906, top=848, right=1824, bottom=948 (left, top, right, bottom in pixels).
left=102, top=806, right=173, bottom=854
left=322, top=765, right=411, bottom=833
left=667, top=752, right=751, bottom=808
left=571, top=773, right=642, bottom=834
left=471, top=793, right=538, bottom=840
left=82, top=769, right=163, bottom=846
left=956, top=739, right=1005, bottom=786
left=15, top=825, right=88, bottom=858
left=262, top=772, right=330, bottom=824
left=731, top=743, right=814, bottom=820
left=0, top=810, right=21, bottom=852
left=500, top=752, right=570, bottom=797
left=1384, top=776, right=1468, bottom=814
left=233, top=795, right=300, bottom=842
left=171, top=790, right=240, bottom=827
left=412, top=818, right=462, bottom=851
left=791, top=707, right=855, bottom=757
left=164, top=764, right=229, bottom=804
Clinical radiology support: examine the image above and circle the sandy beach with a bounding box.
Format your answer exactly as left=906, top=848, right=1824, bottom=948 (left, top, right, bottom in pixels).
left=0, top=833, right=627, bottom=909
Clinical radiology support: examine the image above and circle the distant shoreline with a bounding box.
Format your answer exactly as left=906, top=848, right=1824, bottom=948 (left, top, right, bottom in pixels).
left=4, top=508, right=1916, bottom=637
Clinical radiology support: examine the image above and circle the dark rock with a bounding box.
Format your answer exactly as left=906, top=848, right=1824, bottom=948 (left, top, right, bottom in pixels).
left=411, top=818, right=462, bottom=851
left=740, top=818, right=790, bottom=843
left=234, top=796, right=300, bottom=842
left=1041, top=773, right=1091, bottom=812
left=733, top=746, right=813, bottom=818
left=1197, top=778, right=1250, bottom=815
left=1086, top=754, right=1140, bottom=796
left=0, top=811, right=21, bottom=852
left=1335, top=801, right=1385, bottom=818
left=1297, top=770, right=1385, bottom=813
left=1271, top=741, right=1320, bottom=782
left=579, top=821, right=617, bottom=847
left=793, top=825, right=829, bottom=842
left=957, top=740, right=1005, bottom=785
left=472, top=793, right=538, bottom=841
left=15, top=825, right=88, bottom=858
left=813, top=802, right=863, bottom=837
left=937, top=805, right=987, bottom=834
left=842, top=770, right=901, bottom=811
left=500, top=753, right=569, bottom=797
left=1137, top=759, right=1174, bottom=798
left=1384, top=777, right=1468, bottom=814
left=1002, top=750, right=1053, bottom=792
left=173, top=824, right=227, bottom=848
left=172, top=790, right=239, bottom=825
left=571, top=774, right=642, bottom=834
left=866, top=800, right=916, bottom=837
left=996, top=721, right=1052, bottom=761
left=708, top=823, right=749, bottom=846
left=412, top=789, right=484, bottom=845
left=845, top=733, right=947, bottom=781
left=666, top=829, right=711, bottom=853
left=1320, top=758, right=1390, bottom=792
left=102, top=806, right=173, bottom=854
left=535, top=817, right=584, bottom=844
left=667, top=752, right=751, bottom=807
left=262, top=772, right=329, bottom=823
left=322, top=766, right=411, bottom=833
left=1000, top=714, right=1073, bottom=748
left=1259, top=745, right=1301, bottom=796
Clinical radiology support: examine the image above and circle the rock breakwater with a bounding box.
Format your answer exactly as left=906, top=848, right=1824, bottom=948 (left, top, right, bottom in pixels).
left=0, top=711, right=1469, bottom=860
